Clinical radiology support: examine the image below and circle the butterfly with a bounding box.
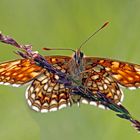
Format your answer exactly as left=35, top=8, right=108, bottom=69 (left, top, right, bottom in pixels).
left=0, top=47, right=140, bottom=113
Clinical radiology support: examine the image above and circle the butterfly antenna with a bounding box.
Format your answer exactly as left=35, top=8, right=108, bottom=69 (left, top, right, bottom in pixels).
left=79, top=21, right=109, bottom=50
left=43, top=47, right=76, bottom=53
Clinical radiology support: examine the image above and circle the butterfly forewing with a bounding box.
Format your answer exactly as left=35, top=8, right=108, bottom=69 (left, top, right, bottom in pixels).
left=0, top=59, right=44, bottom=86
left=45, top=56, right=71, bottom=72
left=86, top=57, right=140, bottom=89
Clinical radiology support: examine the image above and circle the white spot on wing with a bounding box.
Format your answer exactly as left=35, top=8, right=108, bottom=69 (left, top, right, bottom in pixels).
left=37, top=75, right=46, bottom=81
left=89, top=101, right=106, bottom=110
left=98, top=104, right=106, bottom=109
left=128, top=87, right=136, bottom=90
left=42, top=78, right=49, bottom=84
left=41, top=109, right=48, bottom=113
left=44, top=84, right=48, bottom=90
left=25, top=86, right=30, bottom=99
left=0, top=82, right=20, bottom=87
left=134, top=66, right=140, bottom=72
left=50, top=100, right=57, bottom=106
left=81, top=99, right=89, bottom=104
left=27, top=99, right=32, bottom=106
left=117, top=102, right=121, bottom=105
left=32, top=106, right=40, bottom=112
left=30, top=86, right=34, bottom=93
left=49, top=107, right=57, bottom=112
left=54, top=75, right=59, bottom=80
left=59, top=104, right=67, bottom=110
left=120, top=89, right=124, bottom=102
left=12, top=84, right=20, bottom=87
left=47, top=87, right=53, bottom=92
left=4, top=82, right=10, bottom=85
left=31, top=94, right=35, bottom=99
left=0, top=82, right=4, bottom=85
left=43, top=102, right=49, bottom=106
left=89, top=101, right=97, bottom=106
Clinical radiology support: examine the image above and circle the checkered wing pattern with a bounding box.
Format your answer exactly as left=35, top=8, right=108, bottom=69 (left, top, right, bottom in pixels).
left=0, top=59, right=44, bottom=87
left=26, top=71, right=72, bottom=113
left=26, top=56, right=72, bottom=113
left=1, top=56, right=136, bottom=112
left=80, top=63, right=123, bottom=109
left=87, top=57, right=140, bottom=90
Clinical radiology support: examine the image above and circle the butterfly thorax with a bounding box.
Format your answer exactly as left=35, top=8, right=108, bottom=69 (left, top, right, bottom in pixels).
left=67, top=50, right=85, bottom=86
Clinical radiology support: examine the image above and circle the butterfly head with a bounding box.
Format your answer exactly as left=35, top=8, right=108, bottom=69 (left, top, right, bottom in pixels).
left=73, top=49, right=84, bottom=65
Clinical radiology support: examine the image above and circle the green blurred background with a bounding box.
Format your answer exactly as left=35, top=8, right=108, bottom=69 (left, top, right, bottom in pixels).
left=0, top=0, right=140, bottom=140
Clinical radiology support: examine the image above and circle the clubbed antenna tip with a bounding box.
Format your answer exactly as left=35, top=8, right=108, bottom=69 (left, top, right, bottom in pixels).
left=79, top=21, right=109, bottom=50
left=101, top=21, right=109, bottom=29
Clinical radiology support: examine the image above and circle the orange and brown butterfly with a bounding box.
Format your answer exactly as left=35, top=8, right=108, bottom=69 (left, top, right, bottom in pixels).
left=0, top=23, right=140, bottom=113
left=1, top=48, right=140, bottom=113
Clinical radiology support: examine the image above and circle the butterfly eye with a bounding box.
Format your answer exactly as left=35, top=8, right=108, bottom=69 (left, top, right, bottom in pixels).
left=74, top=53, right=76, bottom=59
left=80, top=52, right=84, bottom=58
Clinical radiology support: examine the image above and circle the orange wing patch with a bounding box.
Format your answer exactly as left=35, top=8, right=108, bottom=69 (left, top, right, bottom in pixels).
left=26, top=71, right=71, bottom=113
left=0, top=59, right=44, bottom=86
left=86, top=57, right=140, bottom=89
left=0, top=56, right=71, bottom=87
left=81, top=64, right=123, bottom=109
left=25, top=56, right=72, bottom=112
left=45, top=56, right=71, bottom=71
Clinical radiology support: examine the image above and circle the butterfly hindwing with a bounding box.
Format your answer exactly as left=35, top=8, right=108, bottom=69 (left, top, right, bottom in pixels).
left=25, top=56, right=74, bottom=112
left=26, top=70, right=72, bottom=113
left=80, top=63, right=124, bottom=109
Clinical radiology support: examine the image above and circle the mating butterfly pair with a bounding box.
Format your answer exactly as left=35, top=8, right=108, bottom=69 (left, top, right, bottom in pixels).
left=0, top=48, right=140, bottom=113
